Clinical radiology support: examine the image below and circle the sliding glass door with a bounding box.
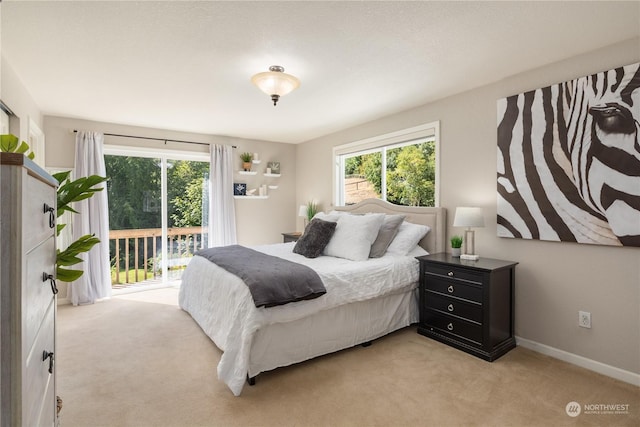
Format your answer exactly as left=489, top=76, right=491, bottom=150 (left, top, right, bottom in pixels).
left=104, top=146, right=209, bottom=290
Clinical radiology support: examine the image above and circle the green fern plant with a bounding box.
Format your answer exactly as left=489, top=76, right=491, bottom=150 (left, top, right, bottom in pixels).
left=1, top=134, right=107, bottom=282
left=239, top=152, right=253, bottom=162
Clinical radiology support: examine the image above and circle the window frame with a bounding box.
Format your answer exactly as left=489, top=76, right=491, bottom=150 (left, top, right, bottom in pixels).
left=333, top=121, right=440, bottom=207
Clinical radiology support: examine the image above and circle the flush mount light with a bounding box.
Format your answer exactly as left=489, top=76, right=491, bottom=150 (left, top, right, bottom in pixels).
left=251, top=65, right=300, bottom=106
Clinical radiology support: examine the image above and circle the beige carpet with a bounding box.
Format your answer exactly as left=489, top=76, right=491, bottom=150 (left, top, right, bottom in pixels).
left=57, top=288, right=639, bottom=427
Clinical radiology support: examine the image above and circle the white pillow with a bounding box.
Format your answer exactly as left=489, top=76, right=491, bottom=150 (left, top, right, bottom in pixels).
left=323, top=213, right=385, bottom=261
left=313, top=212, right=341, bottom=222
left=386, top=222, right=431, bottom=256
left=406, top=245, right=429, bottom=257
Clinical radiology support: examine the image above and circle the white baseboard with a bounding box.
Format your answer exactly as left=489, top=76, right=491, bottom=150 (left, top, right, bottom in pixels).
left=57, top=298, right=71, bottom=306
left=516, top=336, right=640, bottom=387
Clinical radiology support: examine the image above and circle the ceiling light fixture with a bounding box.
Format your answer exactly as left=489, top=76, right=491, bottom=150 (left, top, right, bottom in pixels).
left=251, top=65, right=300, bottom=106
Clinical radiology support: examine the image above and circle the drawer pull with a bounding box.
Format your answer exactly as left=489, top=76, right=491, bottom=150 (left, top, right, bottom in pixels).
left=42, top=273, right=59, bottom=295
left=42, top=350, right=54, bottom=374
left=447, top=323, right=454, bottom=331
left=44, top=203, right=56, bottom=229
left=447, top=271, right=454, bottom=277
left=447, top=304, right=454, bottom=312
left=447, top=285, right=454, bottom=293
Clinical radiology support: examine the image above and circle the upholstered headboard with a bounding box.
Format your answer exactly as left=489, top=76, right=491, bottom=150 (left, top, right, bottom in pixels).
left=334, top=198, right=446, bottom=254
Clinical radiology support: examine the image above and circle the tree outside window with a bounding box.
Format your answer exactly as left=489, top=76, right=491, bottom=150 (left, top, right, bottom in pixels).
left=340, top=139, right=436, bottom=207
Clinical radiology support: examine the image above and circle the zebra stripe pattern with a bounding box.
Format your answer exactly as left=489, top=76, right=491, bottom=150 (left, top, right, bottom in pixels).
left=497, top=62, right=640, bottom=247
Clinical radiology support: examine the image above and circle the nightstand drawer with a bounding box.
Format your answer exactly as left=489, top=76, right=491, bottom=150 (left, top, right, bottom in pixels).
left=424, top=292, right=482, bottom=323
left=424, top=264, right=483, bottom=285
left=423, top=276, right=482, bottom=303
left=423, top=311, right=482, bottom=345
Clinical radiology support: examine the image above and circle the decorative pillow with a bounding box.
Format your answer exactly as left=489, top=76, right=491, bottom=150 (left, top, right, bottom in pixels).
left=386, top=222, right=431, bottom=256
left=293, top=218, right=337, bottom=258
left=369, top=214, right=405, bottom=258
left=323, top=213, right=385, bottom=261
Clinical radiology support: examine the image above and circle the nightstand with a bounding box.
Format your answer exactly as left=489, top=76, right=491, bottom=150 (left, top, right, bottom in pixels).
left=416, top=253, right=518, bottom=361
left=281, top=232, right=302, bottom=243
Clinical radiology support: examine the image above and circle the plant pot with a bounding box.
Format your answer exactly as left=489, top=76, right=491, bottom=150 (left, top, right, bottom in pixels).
left=451, top=247, right=461, bottom=257
left=242, top=162, right=252, bottom=171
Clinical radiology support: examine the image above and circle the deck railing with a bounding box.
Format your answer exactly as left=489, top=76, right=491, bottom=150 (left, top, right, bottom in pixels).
left=109, top=226, right=205, bottom=285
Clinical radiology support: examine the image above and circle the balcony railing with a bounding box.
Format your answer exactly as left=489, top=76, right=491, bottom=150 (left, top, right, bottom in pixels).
left=109, top=226, right=205, bottom=286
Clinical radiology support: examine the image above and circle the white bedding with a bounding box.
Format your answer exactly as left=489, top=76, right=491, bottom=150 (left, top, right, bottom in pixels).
left=179, top=242, right=424, bottom=396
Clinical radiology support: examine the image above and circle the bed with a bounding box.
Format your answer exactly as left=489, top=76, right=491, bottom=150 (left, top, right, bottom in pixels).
left=179, top=199, right=446, bottom=396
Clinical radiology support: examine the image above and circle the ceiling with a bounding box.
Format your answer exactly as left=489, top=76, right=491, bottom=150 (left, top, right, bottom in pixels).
left=1, top=1, right=638, bottom=144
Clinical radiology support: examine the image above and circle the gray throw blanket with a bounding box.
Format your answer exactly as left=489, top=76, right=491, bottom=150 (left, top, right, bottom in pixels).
left=195, top=245, right=326, bottom=308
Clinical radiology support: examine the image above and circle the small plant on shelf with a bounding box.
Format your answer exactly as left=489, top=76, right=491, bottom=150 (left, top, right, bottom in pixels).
left=450, top=235, right=463, bottom=248
left=450, top=235, right=463, bottom=257
left=240, top=152, right=253, bottom=171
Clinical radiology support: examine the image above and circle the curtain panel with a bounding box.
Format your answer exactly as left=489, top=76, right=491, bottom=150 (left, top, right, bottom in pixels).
left=208, top=144, right=237, bottom=246
left=69, top=131, right=112, bottom=305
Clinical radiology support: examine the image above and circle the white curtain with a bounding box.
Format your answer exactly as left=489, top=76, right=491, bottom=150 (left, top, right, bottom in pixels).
left=208, top=144, right=237, bottom=246
left=69, top=131, right=112, bottom=305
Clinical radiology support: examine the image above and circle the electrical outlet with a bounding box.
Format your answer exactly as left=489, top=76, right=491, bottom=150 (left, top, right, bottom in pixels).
left=578, top=311, right=591, bottom=328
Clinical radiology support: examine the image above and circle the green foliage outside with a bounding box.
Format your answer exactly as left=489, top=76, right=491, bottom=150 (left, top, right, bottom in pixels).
left=105, top=155, right=208, bottom=277
left=346, top=140, right=436, bottom=207
left=105, top=156, right=209, bottom=230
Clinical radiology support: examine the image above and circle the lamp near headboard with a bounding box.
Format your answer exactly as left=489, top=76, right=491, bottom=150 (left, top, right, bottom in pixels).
left=453, top=207, right=485, bottom=260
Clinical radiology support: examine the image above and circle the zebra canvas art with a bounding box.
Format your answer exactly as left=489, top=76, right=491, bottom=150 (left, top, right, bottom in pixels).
left=497, top=62, right=640, bottom=247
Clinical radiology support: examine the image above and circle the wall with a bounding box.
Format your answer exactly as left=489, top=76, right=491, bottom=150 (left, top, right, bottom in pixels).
left=44, top=115, right=297, bottom=299
left=0, top=56, right=42, bottom=142
left=296, top=38, right=640, bottom=377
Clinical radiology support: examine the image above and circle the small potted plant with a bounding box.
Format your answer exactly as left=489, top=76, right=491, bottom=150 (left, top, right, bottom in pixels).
left=240, top=152, right=253, bottom=171
left=450, top=235, right=463, bottom=257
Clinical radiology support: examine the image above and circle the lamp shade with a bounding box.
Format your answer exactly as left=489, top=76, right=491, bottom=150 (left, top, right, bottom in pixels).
left=453, top=207, right=485, bottom=228
left=251, top=66, right=300, bottom=105
left=298, top=205, right=308, bottom=218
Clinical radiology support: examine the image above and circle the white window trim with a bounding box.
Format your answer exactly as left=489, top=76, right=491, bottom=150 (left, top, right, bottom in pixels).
left=332, top=121, right=440, bottom=206
left=103, top=143, right=209, bottom=162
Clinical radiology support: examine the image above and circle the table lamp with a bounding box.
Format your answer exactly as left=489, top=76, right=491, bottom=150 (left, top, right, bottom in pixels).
left=453, top=207, right=485, bottom=261
left=298, top=205, right=308, bottom=229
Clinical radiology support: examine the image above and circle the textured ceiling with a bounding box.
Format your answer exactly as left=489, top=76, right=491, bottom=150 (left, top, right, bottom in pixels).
left=1, top=1, right=639, bottom=144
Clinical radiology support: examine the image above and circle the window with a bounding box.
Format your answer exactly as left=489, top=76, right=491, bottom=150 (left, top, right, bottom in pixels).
left=104, top=144, right=209, bottom=290
left=334, top=122, right=439, bottom=207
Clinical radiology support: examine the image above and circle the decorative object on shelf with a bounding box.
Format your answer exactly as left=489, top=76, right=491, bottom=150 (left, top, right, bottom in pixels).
left=259, top=184, right=267, bottom=197
left=453, top=207, right=485, bottom=261
left=267, top=161, right=280, bottom=174
left=450, top=235, right=463, bottom=257
left=234, top=182, right=247, bottom=196
left=247, top=188, right=257, bottom=196
left=240, top=152, right=253, bottom=171
left=251, top=65, right=300, bottom=106
left=497, top=62, right=640, bottom=247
